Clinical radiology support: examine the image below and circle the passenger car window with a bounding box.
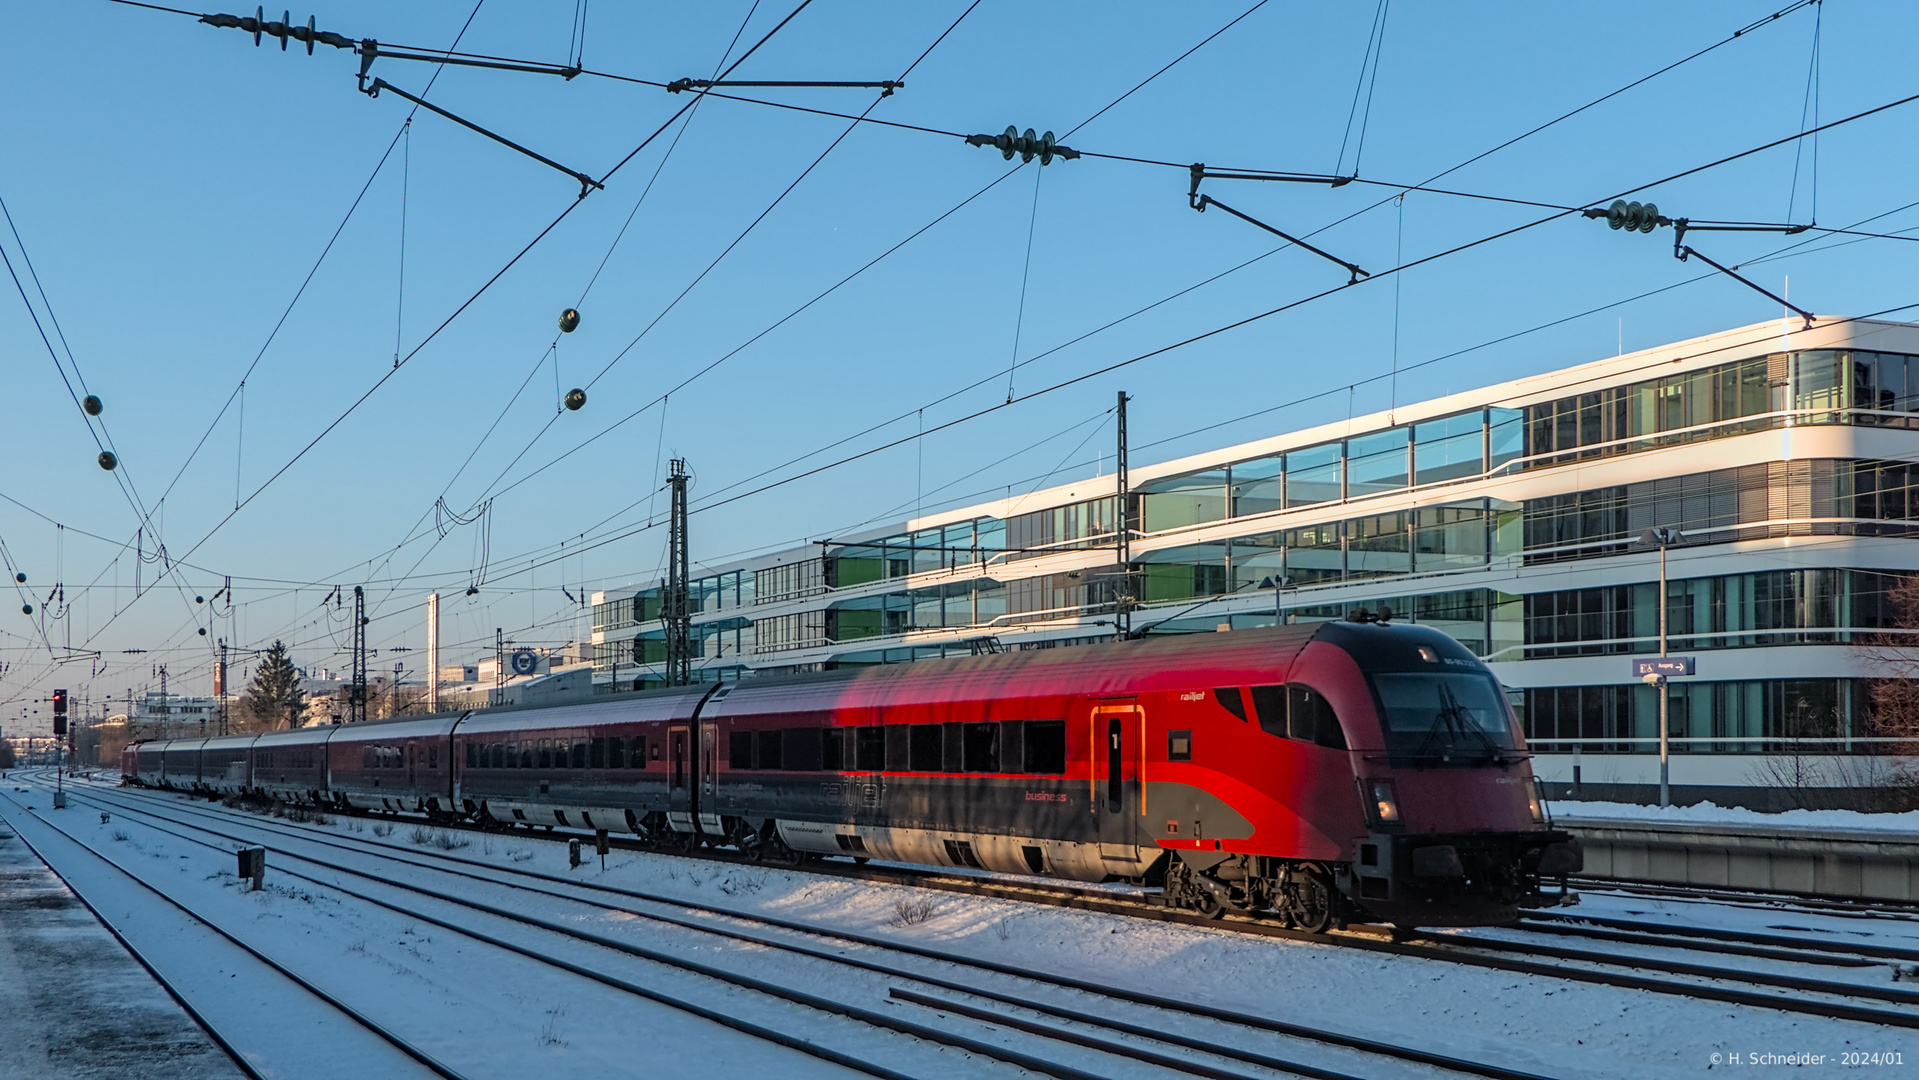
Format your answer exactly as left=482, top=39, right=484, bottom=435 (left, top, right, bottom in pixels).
left=908, top=724, right=944, bottom=771
left=1023, top=721, right=1067, bottom=775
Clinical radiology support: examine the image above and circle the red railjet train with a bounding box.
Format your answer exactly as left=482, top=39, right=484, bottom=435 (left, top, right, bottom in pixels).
left=127, top=619, right=1579, bottom=928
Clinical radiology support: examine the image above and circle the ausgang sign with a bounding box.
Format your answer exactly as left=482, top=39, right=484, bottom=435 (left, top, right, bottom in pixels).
left=1632, top=656, right=1695, bottom=678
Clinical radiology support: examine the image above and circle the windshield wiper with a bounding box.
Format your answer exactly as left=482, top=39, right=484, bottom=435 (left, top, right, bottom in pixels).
left=1405, top=683, right=1506, bottom=766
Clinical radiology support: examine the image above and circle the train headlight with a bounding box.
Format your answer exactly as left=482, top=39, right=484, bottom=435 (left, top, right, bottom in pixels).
left=1528, top=788, right=1545, bottom=823
left=1368, top=779, right=1401, bottom=825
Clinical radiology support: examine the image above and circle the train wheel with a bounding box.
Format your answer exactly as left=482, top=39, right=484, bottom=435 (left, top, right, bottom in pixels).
left=1291, top=868, right=1334, bottom=934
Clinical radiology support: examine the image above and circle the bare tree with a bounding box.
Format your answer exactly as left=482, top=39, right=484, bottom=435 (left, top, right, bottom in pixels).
left=1848, top=574, right=1919, bottom=808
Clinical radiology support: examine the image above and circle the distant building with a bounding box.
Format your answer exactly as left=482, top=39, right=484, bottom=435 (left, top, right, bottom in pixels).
left=589, top=318, right=1919, bottom=807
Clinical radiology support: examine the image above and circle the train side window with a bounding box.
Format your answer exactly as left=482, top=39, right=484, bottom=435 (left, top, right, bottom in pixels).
left=465, top=743, right=477, bottom=769
left=363, top=747, right=374, bottom=770
left=857, top=727, right=887, bottom=771
left=1167, top=729, right=1193, bottom=761
left=884, top=726, right=911, bottom=772
left=757, top=730, right=784, bottom=770
left=1024, top=721, right=1067, bottom=775
left=606, top=737, right=625, bottom=768
left=998, top=721, right=1025, bottom=773
left=1214, top=688, right=1248, bottom=722
left=1288, top=685, right=1347, bottom=749
left=521, top=742, right=534, bottom=769
left=589, top=738, right=606, bottom=768
left=783, top=729, right=822, bottom=771
left=729, top=731, right=754, bottom=770
left=963, top=722, right=999, bottom=773
left=821, top=728, right=845, bottom=771
left=908, top=724, right=944, bottom=771
left=571, top=740, right=587, bottom=769
left=942, top=723, right=965, bottom=773
left=1248, top=685, right=1288, bottom=739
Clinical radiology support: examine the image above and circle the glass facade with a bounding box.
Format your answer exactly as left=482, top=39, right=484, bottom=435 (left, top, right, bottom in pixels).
left=1006, top=499, right=1113, bottom=558
left=583, top=337, right=1919, bottom=779
left=1525, top=458, right=1919, bottom=564
left=1134, top=408, right=1521, bottom=533
left=827, top=517, right=1005, bottom=583
left=1523, top=678, right=1861, bottom=752
left=1521, top=349, right=1919, bottom=468
left=1522, top=568, right=1899, bottom=659
left=1134, top=498, right=1521, bottom=601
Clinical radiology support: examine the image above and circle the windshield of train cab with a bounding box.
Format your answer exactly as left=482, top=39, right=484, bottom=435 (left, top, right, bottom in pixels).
left=1368, top=670, right=1516, bottom=764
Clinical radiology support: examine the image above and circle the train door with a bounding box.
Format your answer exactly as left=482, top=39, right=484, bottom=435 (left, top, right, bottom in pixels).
left=667, top=724, right=692, bottom=830
left=697, top=720, right=721, bottom=837
left=1091, top=700, right=1142, bottom=852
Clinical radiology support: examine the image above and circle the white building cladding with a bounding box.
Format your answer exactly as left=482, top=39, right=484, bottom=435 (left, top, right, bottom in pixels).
left=592, top=318, right=1919, bottom=805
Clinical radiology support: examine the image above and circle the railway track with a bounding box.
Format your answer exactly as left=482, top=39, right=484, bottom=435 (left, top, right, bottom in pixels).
left=0, top=788, right=470, bottom=1080
left=32, top=775, right=1566, bottom=1080
left=49, top=776, right=1919, bottom=1038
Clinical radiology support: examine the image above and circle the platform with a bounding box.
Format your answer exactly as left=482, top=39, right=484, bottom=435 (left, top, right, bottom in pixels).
left=1557, top=814, right=1919, bottom=902
left=0, top=822, right=244, bottom=1079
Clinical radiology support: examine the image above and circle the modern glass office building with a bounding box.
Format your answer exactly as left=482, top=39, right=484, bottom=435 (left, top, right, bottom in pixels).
left=591, top=318, right=1919, bottom=806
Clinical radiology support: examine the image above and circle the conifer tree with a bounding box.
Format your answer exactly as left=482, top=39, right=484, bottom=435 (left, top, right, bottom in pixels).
left=243, top=640, right=307, bottom=730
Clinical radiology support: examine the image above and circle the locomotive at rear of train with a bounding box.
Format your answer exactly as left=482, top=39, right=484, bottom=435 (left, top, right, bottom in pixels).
left=125, top=620, right=1580, bottom=928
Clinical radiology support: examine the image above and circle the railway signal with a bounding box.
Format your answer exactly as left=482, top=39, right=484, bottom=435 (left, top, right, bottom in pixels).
left=965, top=126, right=1080, bottom=165
left=51, top=689, right=67, bottom=736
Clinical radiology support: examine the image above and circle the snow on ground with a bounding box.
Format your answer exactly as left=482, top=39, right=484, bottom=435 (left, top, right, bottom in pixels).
left=1549, top=799, right=1919, bottom=835
left=1, top=785, right=879, bottom=1080
left=36, top=775, right=1919, bottom=1079
left=0, top=824, right=247, bottom=1080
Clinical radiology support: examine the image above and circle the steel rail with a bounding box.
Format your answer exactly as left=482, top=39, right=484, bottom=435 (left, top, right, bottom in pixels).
left=75, top=779, right=1919, bottom=1040
left=0, top=791, right=469, bottom=1080
left=0, top=815, right=268, bottom=1080
left=67, top=779, right=1557, bottom=1080
left=92, top=779, right=1919, bottom=1022
left=31, top=784, right=1147, bottom=1080
left=1521, top=909, right=1919, bottom=965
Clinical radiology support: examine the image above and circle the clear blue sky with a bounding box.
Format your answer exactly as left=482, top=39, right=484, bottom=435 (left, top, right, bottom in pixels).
left=3, top=0, right=1915, bottom=728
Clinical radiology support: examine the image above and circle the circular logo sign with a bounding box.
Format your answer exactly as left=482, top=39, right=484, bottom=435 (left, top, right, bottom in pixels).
left=510, top=649, right=539, bottom=676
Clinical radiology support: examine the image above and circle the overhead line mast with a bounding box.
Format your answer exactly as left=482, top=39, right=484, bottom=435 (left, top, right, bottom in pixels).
left=663, top=460, right=692, bottom=688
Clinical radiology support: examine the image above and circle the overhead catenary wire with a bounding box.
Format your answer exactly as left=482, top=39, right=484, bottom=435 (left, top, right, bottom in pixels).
left=353, top=2, right=773, bottom=620
left=155, top=0, right=1286, bottom=669
left=471, top=0, right=1262, bottom=510
left=1334, top=0, right=1390, bottom=177
left=328, top=1, right=1869, bottom=628
left=154, top=0, right=489, bottom=513
left=460, top=0, right=1825, bottom=529
left=1786, top=0, right=1823, bottom=224
left=59, top=0, right=1842, bottom=682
